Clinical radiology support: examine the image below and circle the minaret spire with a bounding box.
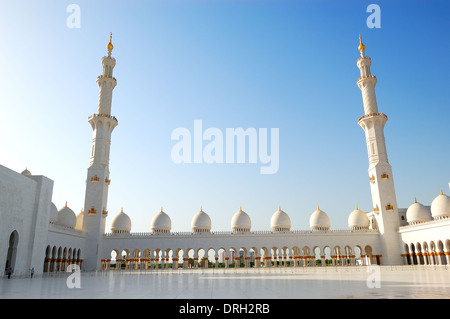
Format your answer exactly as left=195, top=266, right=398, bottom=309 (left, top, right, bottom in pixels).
left=82, top=34, right=119, bottom=271
left=356, top=36, right=401, bottom=265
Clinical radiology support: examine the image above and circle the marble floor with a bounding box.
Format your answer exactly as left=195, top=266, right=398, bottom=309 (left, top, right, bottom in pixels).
left=1, top=266, right=449, bottom=299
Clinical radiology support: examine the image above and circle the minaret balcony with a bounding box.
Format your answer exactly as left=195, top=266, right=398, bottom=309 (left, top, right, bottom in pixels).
left=357, top=112, right=387, bottom=122
left=356, top=74, right=376, bottom=82
left=88, top=113, right=118, bottom=123
left=97, top=74, right=117, bottom=81
left=88, top=208, right=97, bottom=214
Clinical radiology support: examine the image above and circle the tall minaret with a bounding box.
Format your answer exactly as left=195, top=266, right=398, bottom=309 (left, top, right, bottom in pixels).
left=356, top=35, right=402, bottom=265
left=82, top=34, right=118, bottom=271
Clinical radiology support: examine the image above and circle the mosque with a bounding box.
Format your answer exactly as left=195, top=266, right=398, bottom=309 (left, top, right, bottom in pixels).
left=1, top=35, right=449, bottom=277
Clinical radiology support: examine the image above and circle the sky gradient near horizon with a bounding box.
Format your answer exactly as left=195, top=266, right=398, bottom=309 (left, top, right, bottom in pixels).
left=0, top=0, right=449, bottom=232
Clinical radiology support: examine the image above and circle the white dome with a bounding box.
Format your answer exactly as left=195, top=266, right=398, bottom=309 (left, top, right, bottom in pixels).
left=231, top=207, right=251, bottom=232
left=309, top=206, right=330, bottom=231
left=271, top=206, right=291, bottom=232
left=191, top=207, right=211, bottom=233
left=49, top=202, right=58, bottom=222
left=348, top=206, right=370, bottom=230
left=431, top=190, right=450, bottom=220
left=151, top=208, right=172, bottom=233
left=406, top=199, right=432, bottom=225
left=111, top=208, right=132, bottom=233
left=56, top=203, right=77, bottom=228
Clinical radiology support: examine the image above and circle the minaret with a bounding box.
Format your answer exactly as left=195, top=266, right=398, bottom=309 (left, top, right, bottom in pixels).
left=82, top=34, right=118, bottom=271
left=356, top=35, right=402, bottom=265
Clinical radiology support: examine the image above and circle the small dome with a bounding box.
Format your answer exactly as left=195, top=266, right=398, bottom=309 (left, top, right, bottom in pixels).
left=231, top=207, right=251, bottom=233
left=56, top=203, right=77, bottom=228
left=309, top=206, right=330, bottom=231
left=151, top=208, right=171, bottom=234
left=191, top=207, right=211, bottom=233
left=111, top=208, right=132, bottom=233
left=348, top=205, right=370, bottom=230
left=49, top=202, right=58, bottom=222
left=431, top=190, right=450, bottom=220
left=21, top=168, right=32, bottom=176
left=406, top=199, right=432, bottom=225
left=271, top=206, right=291, bottom=232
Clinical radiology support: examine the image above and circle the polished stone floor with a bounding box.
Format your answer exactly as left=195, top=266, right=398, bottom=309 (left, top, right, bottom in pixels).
left=1, top=266, right=449, bottom=299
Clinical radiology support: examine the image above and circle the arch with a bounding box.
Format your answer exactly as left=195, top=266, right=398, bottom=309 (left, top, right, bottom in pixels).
left=4, top=231, right=19, bottom=274
left=437, top=240, right=446, bottom=265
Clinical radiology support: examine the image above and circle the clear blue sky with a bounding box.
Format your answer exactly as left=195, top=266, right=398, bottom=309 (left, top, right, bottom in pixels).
left=0, top=0, right=448, bottom=232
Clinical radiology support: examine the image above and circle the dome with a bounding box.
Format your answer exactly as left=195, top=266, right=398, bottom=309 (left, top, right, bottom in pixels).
left=431, top=190, right=450, bottom=220
left=309, top=206, right=330, bottom=231
left=56, top=203, right=77, bottom=228
left=231, top=207, right=251, bottom=233
left=406, top=199, right=432, bottom=225
left=191, top=207, right=211, bottom=233
left=348, top=205, right=370, bottom=230
left=21, top=168, right=32, bottom=176
left=271, top=206, right=291, bottom=232
left=151, top=208, right=171, bottom=234
left=111, top=208, right=132, bottom=234
left=49, top=202, right=58, bottom=222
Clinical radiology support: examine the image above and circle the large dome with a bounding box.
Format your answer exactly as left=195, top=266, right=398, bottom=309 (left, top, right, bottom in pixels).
left=406, top=199, right=432, bottom=225
left=348, top=205, right=370, bottom=230
left=56, top=203, right=77, bottom=229
left=231, top=207, right=251, bottom=232
left=431, top=190, right=450, bottom=220
left=191, top=207, right=211, bottom=233
left=309, top=206, right=330, bottom=231
left=111, top=208, right=132, bottom=234
left=151, top=208, right=172, bottom=234
left=270, top=206, right=291, bottom=232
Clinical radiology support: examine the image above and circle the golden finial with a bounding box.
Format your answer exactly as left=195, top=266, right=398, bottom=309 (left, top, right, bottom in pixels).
left=278, top=205, right=281, bottom=211
left=317, top=205, right=320, bottom=211
left=120, top=207, right=124, bottom=213
left=64, top=201, right=68, bottom=208
left=107, top=32, right=114, bottom=51
left=200, top=206, right=203, bottom=212
left=440, top=189, right=444, bottom=195
left=414, top=197, right=417, bottom=203
left=239, top=206, right=242, bottom=212
left=160, top=206, right=163, bottom=213
left=356, top=204, right=359, bottom=210
left=358, top=34, right=365, bottom=52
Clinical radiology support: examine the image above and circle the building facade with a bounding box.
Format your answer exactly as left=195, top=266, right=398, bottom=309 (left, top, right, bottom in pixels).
left=1, top=35, right=449, bottom=277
